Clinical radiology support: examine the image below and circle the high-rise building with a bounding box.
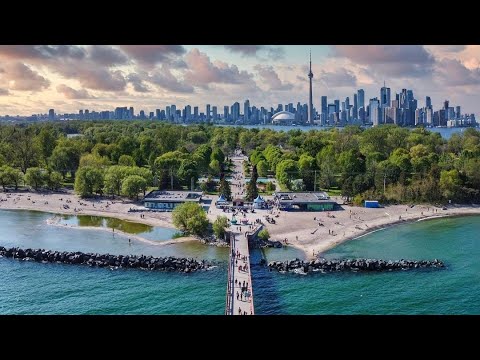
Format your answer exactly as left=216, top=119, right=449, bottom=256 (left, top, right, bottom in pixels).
left=456, top=106, right=461, bottom=119
left=206, top=104, right=211, bottom=120
left=308, top=51, right=314, bottom=124
left=353, top=94, right=358, bottom=120
left=334, top=100, right=340, bottom=113
left=212, top=106, right=217, bottom=121
left=149, top=112, right=154, bottom=119
left=139, top=110, right=145, bottom=119
left=129, top=107, right=134, bottom=119
left=357, top=89, right=365, bottom=109
left=232, top=102, right=240, bottom=121
left=155, top=109, right=161, bottom=120
left=321, top=96, right=328, bottom=124
left=193, top=106, right=199, bottom=121
left=244, top=99, right=250, bottom=122
left=166, top=106, right=171, bottom=121
left=171, top=105, right=176, bottom=121
left=369, top=98, right=380, bottom=126
left=48, top=109, right=55, bottom=120
left=223, top=106, right=229, bottom=121
left=380, top=83, right=391, bottom=108
left=185, top=105, right=191, bottom=121
left=426, top=96, right=432, bottom=109
left=79, top=110, right=84, bottom=120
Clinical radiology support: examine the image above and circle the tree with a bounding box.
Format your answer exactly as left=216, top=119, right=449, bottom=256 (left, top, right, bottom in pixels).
left=25, top=167, right=45, bottom=190
left=172, top=202, right=209, bottom=236
left=218, top=177, right=232, bottom=201
left=118, top=155, right=136, bottom=167
left=121, top=175, right=147, bottom=200
left=0, top=166, right=23, bottom=190
left=74, top=166, right=104, bottom=197
left=298, top=154, right=317, bottom=191
left=276, top=159, right=298, bottom=190
left=213, top=215, right=229, bottom=239
left=9, top=127, right=39, bottom=173
left=104, top=166, right=127, bottom=197
left=209, top=159, right=221, bottom=175
left=210, top=148, right=225, bottom=164
left=258, top=228, right=270, bottom=241
left=79, top=153, right=110, bottom=168
left=257, top=160, right=269, bottom=177
left=45, top=170, right=63, bottom=191
left=35, top=127, right=57, bottom=164
left=439, top=169, right=461, bottom=200
left=245, top=164, right=259, bottom=201
left=177, top=158, right=199, bottom=188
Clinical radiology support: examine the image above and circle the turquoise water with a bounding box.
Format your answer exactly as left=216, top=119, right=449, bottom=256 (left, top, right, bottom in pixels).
left=1, top=209, right=479, bottom=314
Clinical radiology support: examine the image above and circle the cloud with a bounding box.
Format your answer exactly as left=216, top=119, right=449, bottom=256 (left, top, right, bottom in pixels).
left=331, top=45, right=435, bottom=78
left=184, top=48, right=253, bottom=87
left=0, top=88, right=9, bottom=95
left=52, top=61, right=127, bottom=91
left=254, top=64, right=293, bottom=90
left=56, top=84, right=94, bottom=99
left=224, top=45, right=284, bottom=59
left=435, top=58, right=480, bottom=86
left=319, top=68, right=357, bottom=87
left=88, top=45, right=129, bottom=66
left=149, top=66, right=194, bottom=93
left=119, top=45, right=186, bottom=65
left=127, top=73, right=150, bottom=93
left=2, top=63, right=50, bottom=91
left=0, top=45, right=85, bottom=60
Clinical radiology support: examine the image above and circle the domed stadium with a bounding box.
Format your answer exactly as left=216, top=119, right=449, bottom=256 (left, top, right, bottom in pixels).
left=271, top=111, right=295, bottom=124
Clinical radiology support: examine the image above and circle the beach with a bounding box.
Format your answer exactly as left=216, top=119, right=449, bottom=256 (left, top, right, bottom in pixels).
left=2, top=190, right=480, bottom=260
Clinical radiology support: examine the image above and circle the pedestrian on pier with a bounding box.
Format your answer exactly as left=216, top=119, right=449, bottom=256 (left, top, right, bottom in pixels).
left=238, top=307, right=241, bottom=315
left=236, top=291, right=239, bottom=300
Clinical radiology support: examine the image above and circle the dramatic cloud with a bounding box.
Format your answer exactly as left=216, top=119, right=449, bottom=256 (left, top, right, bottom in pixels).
left=254, top=64, right=293, bottom=90
left=319, top=68, right=357, bottom=87
left=436, top=58, right=480, bottom=86
left=127, top=73, right=150, bottom=93
left=331, top=45, right=435, bottom=78
left=56, top=84, right=94, bottom=99
left=2, top=63, right=50, bottom=91
left=0, top=88, right=9, bottom=96
left=0, top=45, right=85, bottom=60
left=149, top=67, right=194, bottom=93
left=119, top=45, right=186, bottom=65
left=224, top=45, right=284, bottom=59
left=88, top=45, right=129, bottom=66
left=184, top=48, right=253, bottom=87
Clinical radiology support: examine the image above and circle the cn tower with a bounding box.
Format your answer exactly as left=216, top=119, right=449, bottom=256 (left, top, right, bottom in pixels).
left=308, top=50, right=314, bottom=124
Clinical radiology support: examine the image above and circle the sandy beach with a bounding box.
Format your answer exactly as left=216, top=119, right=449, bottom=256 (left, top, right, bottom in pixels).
left=2, top=190, right=480, bottom=260
left=0, top=190, right=196, bottom=245
left=263, top=197, right=480, bottom=259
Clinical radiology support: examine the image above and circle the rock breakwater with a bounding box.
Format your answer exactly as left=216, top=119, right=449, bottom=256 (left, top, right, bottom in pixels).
left=0, top=246, right=215, bottom=273
left=268, top=258, right=445, bottom=274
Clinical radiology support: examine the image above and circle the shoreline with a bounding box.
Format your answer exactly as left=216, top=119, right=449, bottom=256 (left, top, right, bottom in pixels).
left=46, top=217, right=194, bottom=247
left=305, top=209, right=480, bottom=259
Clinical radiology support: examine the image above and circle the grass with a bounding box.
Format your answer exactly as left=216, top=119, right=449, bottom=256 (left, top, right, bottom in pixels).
left=326, top=188, right=342, bottom=196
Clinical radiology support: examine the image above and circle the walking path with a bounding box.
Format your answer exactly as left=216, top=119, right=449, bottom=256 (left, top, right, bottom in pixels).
left=225, top=150, right=254, bottom=315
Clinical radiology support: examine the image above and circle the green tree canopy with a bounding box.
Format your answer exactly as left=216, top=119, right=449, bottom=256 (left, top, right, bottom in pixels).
left=25, top=167, right=44, bottom=190
left=276, top=159, right=298, bottom=190
left=172, top=202, right=209, bottom=236
left=213, top=215, right=229, bottom=239
left=118, top=155, right=136, bottom=167
left=121, top=175, right=147, bottom=200
left=74, top=166, right=104, bottom=197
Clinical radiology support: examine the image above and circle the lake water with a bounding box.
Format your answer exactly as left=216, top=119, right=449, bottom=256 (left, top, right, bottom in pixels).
left=0, top=209, right=479, bottom=314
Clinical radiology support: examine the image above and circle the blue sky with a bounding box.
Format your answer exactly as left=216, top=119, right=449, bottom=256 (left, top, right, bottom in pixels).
left=0, top=45, right=479, bottom=115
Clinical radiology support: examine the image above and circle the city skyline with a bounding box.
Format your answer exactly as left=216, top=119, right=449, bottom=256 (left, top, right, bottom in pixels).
left=0, top=45, right=480, bottom=115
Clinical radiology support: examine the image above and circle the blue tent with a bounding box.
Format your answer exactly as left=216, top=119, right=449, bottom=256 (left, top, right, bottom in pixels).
left=217, top=194, right=228, bottom=203
left=253, top=195, right=265, bottom=203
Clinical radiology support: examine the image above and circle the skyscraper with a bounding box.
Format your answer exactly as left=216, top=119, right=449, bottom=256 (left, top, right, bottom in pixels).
left=321, top=96, right=327, bottom=124
left=380, top=82, right=391, bottom=108
left=224, top=106, right=229, bottom=121
left=244, top=99, right=250, bottom=122
left=48, top=109, right=55, bottom=120
left=369, top=98, right=380, bottom=126
left=308, top=50, right=314, bottom=124
left=357, top=89, right=365, bottom=109
left=426, top=96, right=432, bottom=109
left=206, top=104, right=211, bottom=120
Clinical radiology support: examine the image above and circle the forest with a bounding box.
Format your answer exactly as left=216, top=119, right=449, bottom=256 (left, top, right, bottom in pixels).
left=0, top=120, right=479, bottom=205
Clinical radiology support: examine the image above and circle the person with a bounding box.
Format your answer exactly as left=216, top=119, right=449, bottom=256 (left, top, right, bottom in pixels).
left=236, top=291, right=239, bottom=300
left=128, top=238, right=131, bottom=244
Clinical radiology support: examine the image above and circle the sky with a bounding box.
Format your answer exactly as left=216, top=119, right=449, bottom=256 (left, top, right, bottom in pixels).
left=0, top=45, right=479, bottom=116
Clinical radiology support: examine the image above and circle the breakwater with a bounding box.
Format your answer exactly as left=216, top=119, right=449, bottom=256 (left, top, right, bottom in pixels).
left=268, top=258, right=445, bottom=274
left=0, top=246, right=215, bottom=273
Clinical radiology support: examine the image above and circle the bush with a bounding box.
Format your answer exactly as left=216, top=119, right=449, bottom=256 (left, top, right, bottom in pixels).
left=258, top=228, right=270, bottom=241
left=213, top=215, right=229, bottom=239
